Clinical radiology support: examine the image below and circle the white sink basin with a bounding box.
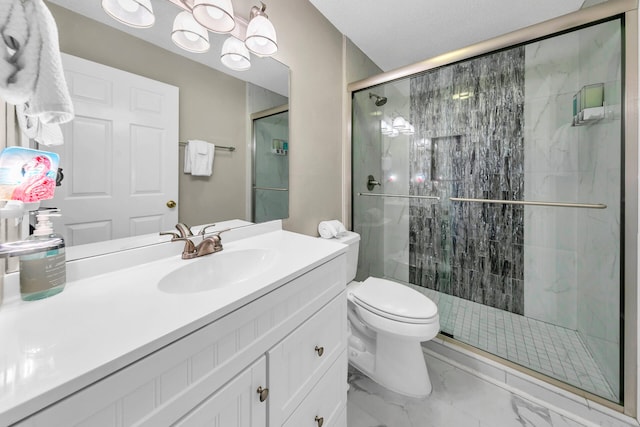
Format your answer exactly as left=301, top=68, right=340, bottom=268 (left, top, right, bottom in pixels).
left=158, top=248, right=278, bottom=294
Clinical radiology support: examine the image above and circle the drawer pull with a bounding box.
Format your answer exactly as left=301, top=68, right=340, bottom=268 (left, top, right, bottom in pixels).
left=315, top=415, right=324, bottom=427
left=315, top=346, right=324, bottom=357
left=257, top=386, right=269, bottom=402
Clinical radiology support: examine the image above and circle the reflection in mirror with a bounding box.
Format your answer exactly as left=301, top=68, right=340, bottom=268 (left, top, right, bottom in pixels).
left=23, top=1, right=289, bottom=256
left=252, top=106, right=289, bottom=222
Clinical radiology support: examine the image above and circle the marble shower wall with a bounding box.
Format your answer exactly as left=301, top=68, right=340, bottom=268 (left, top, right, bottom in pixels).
left=523, top=19, right=622, bottom=398
left=524, top=20, right=622, bottom=400
left=408, top=48, right=526, bottom=314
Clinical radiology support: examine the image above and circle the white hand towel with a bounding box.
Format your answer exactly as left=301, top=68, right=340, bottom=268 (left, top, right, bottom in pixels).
left=0, top=0, right=40, bottom=105
left=184, top=140, right=214, bottom=176
left=318, top=220, right=346, bottom=239
left=23, top=0, right=74, bottom=125
left=16, top=103, right=63, bottom=146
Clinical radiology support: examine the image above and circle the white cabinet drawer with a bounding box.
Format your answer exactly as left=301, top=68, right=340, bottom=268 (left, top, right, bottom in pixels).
left=268, top=292, right=347, bottom=426
left=282, top=350, right=347, bottom=427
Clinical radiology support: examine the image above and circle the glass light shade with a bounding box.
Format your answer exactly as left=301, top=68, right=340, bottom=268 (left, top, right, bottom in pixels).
left=172, top=11, right=210, bottom=53
left=380, top=120, right=391, bottom=135
left=220, top=37, right=251, bottom=71
left=392, top=116, right=406, bottom=129
left=245, top=15, right=278, bottom=56
left=101, top=0, right=155, bottom=28
left=192, top=0, right=235, bottom=33
left=401, top=123, right=415, bottom=135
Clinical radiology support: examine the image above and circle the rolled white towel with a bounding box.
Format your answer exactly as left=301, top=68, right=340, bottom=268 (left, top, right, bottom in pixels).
left=318, top=220, right=346, bottom=239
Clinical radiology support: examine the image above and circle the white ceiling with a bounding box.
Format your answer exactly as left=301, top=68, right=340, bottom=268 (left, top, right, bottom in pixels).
left=49, top=0, right=589, bottom=94
left=47, top=0, right=289, bottom=96
left=308, top=0, right=586, bottom=72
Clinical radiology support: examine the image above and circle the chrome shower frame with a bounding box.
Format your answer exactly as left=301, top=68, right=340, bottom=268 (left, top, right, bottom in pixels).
left=344, top=0, right=639, bottom=417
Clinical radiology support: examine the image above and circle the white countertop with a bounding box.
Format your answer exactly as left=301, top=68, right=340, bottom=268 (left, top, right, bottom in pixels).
left=0, top=222, right=346, bottom=425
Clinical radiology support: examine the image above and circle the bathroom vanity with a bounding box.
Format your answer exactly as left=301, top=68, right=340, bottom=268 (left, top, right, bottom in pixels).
left=0, top=221, right=347, bottom=426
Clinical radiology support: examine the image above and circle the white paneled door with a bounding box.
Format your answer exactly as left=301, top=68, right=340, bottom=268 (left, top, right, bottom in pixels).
left=41, top=54, right=179, bottom=246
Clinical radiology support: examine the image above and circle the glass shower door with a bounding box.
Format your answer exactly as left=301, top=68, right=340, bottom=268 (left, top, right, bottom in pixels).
left=252, top=109, right=289, bottom=223
left=352, top=17, right=623, bottom=403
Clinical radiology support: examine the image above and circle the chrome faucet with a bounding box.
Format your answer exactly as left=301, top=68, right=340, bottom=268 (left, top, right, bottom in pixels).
left=160, top=224, right=230, bottom=260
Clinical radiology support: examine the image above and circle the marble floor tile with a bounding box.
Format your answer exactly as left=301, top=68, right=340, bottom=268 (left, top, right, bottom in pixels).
left=347, top=354, right=591, bottom=427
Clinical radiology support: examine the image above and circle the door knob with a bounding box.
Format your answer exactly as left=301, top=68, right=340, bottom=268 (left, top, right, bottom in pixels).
left=315, top=345, right=324, bottom=357
left=257, top=386, right=269, bottom=402
left=367, top=175, right=381, bottom=191
left=315, top=416, right=324, bottom=427
left=166, top=200, right=177, bottom=208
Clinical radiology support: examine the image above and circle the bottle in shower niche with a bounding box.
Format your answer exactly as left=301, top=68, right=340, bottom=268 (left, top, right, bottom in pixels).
left=19, top=210, right=66, bottom=301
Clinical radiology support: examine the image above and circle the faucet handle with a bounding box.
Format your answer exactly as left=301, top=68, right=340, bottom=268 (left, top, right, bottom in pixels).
left=212, top=228, right=231, bottom=240
left=175, top=223, right=193, bottom=238
left=159, top=231, right=181, bottom=240
left=199, top=223, right=218, bottom=236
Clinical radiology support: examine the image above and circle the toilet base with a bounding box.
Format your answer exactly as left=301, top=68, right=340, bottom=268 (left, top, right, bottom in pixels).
left=348, top=332, right=432, bottom=398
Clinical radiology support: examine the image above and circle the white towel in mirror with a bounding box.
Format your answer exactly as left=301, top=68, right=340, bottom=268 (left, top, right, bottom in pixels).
left=184, top=140, right=215, bottom=176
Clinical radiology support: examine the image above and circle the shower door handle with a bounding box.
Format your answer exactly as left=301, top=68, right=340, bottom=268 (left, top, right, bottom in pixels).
left=367, top=175, right=381, bottom=191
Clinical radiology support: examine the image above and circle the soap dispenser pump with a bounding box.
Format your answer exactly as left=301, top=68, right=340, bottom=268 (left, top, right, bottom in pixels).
left=19, top=209, right=66, bottom=301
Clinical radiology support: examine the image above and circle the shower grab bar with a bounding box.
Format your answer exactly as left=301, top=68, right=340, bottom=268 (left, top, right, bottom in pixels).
left=449, top=197, right=607, bottom=209
left=253, top=186, right=288, bottom=192
left=357, top=192, right=440, bottom=201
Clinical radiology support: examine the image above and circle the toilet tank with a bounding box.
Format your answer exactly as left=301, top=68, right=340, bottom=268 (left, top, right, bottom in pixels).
left=333, top=231, right=360, bottom=283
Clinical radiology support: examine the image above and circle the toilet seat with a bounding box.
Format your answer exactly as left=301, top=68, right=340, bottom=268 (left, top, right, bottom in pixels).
left=350, top=277, right=438, bottom=324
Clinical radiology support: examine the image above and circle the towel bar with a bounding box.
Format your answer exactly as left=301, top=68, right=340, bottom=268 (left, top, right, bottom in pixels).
left=179, top=141, right=235, bottom=152
left=449, top=197, right=607, bottom=209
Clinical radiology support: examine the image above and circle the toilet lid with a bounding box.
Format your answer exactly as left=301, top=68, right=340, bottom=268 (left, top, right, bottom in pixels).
left=351, top=277, right=438, bottom=323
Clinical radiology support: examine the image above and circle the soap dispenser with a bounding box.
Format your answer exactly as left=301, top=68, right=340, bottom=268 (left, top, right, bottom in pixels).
left=19, top=209, right=66, bottom=301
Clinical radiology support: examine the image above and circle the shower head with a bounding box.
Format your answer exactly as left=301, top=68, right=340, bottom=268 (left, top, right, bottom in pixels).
left=369, top=92, right=387, bottom=107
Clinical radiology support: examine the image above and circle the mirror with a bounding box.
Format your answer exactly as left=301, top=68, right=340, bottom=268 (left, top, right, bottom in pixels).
left=26, top=1, right=289, bottom=255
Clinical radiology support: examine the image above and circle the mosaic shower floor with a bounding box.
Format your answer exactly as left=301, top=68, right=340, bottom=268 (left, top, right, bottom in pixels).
left=406, top=284, right=618, bottom=402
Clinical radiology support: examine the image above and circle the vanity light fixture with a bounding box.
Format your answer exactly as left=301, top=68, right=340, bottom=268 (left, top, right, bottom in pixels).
left=101, top=0, right=155, bottom=28
left=392, top=116, right=406, bottom=129
left=382, top=116, right=414, bottom=137
left=220, top=36, right=251, bottom=71
left=105, top=0, right=278, bottom=72
left=245, top=2, right=278, bottom=56
left=192, top=0, right=236, bottom=33
left=172, top=11, right=211, bottom=53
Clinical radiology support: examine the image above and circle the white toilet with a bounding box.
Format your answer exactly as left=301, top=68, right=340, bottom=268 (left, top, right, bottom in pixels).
left=332, top=231, right=440, bottom=398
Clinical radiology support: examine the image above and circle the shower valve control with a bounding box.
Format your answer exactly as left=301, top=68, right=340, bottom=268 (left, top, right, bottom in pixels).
left=367, top=175, right=381, bottom=191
